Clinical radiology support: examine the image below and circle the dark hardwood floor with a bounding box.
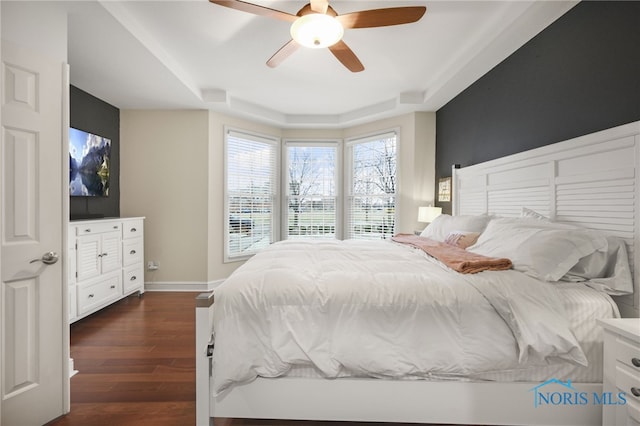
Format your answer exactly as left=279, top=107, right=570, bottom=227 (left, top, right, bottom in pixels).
left=48, top=292, right=197, bottom=426
left=47, top=292, right=458, bottom=426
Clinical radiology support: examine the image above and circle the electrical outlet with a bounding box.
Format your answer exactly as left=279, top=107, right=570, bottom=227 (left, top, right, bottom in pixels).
left=147, top=260, right=159, bottom=271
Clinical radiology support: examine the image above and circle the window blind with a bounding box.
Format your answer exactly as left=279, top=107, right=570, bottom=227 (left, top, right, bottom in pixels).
left=346, top=131, right=397, bottom=240
left=225, top=129, right=278, bottom=260
left=284, top=142, right=338, bottom=239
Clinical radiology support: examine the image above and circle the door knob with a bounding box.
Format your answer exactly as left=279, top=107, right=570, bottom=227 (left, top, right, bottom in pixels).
left=30, top=251, right=59, bottom=265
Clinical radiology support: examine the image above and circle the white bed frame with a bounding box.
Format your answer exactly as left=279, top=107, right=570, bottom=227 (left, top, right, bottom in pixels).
left=196, top=121, right=640, bottom=426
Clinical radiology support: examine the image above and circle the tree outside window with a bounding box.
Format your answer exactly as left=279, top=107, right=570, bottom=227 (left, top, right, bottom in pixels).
left=348, top=133, right=397, bottom=240
left=286, top=144, right=337, bottom=239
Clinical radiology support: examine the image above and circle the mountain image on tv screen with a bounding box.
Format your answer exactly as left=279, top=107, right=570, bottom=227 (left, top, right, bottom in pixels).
left=69, top=127, right=111, bottom=197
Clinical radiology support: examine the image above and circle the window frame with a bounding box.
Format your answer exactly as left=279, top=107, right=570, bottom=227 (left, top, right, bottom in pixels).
left=223, top=126, right=280, bottom=262
left=281, top=139, right=343, bottom=240
left=344, top=129, right=400, bottom=240
left=223, top=127, right=401, bottom=260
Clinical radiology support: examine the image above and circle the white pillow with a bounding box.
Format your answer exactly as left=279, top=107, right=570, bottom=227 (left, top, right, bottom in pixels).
left=420, top=214, right=491, bottom=242
left=467, top=217, right=607, bottom=281
left=562, top=236, right=634, bottom=295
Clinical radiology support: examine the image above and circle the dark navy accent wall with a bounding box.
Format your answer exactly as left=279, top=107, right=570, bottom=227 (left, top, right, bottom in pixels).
left=69, top=85, right=120, bottom=219
left=435, top=1, right=640, bottom=213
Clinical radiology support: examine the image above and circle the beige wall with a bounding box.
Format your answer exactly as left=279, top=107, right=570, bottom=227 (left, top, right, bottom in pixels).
left=121, top=110, right=436, bottom=287
left=412, top=111, right=438, bottom=230
left=120, top=110, right=210, bottom=287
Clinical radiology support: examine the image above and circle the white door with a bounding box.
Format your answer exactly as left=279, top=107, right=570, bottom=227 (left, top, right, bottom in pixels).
left=1, top=40, right=67, bottom=425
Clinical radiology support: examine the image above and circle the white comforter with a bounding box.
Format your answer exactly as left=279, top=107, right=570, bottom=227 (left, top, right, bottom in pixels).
left=212, top=239, right=589, bottom=395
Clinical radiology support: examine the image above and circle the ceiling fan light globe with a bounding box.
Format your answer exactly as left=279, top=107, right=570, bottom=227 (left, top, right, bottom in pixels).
left=290, top=13, right=344, bottom=49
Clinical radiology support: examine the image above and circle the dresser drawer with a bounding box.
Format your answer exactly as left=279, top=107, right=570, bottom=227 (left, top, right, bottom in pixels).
left=77, top=273, right=121, bottom=315
left=76, top=221, right=121, bottom=236
left=615, top=336, right=640, bottom=370
left=122, top=219, right=144, bottom=240
left=123, top=264, right=144, bottom=294
left=123, top=238, right=143, bottom=266
left=626, top=398, right=640, bottom=424
left=616, top=363, right=640, bottom=419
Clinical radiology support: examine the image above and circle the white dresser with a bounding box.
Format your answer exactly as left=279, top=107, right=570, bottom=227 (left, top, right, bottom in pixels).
left=599, top=318, right=640, bottom=426
left=68, top=217, right=145, bottom=323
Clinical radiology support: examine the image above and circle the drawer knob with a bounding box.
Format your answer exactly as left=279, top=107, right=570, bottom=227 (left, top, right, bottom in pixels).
left=130, top=250, right=136, bottom=255
left=88, top=294, right=94, bottom=298
left=110, top=285, right=116, bottom=289
left=631, top=387, right=640, bottom=397
left=632, top=358, right=640, bottom=368
left=130, top=276, right=137, bottom=281
left=130, top=228, right=137, bottom=232
left=85, top=228, right=91, bottom=233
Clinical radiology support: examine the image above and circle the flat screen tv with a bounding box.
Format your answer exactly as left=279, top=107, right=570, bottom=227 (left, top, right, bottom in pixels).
left=69, top=127, right=111, bottom=197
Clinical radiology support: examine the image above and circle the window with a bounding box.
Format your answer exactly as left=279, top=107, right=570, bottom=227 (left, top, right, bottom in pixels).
left=224, top=128, right=398, bottom=259
left=225, top=129, right=278, bottom=260
left=284, top=142, right=339, bottom=239
left=346, top=131, right=397, bottom=240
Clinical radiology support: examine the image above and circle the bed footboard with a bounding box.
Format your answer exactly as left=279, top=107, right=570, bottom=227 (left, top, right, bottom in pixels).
left=196, top=292, right=215, bottom=426
left=194, top=290, right=604, bottom=426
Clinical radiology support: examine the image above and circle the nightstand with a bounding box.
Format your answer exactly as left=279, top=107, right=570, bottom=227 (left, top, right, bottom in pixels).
left=598, top=318, right=640, bottom=426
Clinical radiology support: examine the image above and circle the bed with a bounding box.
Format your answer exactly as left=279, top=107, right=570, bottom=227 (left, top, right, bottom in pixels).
left=196, top=120, right=640, bottom=426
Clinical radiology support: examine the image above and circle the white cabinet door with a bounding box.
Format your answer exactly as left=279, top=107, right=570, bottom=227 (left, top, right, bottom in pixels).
left=76, top=231, right=121, bottom=281
left=100, top=231, right=121, bottom=273
left=76, top=234, right=101, bottom=282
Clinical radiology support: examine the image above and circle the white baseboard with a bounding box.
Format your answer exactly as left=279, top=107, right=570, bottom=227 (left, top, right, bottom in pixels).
left=144, top=280, right=224, bottom=292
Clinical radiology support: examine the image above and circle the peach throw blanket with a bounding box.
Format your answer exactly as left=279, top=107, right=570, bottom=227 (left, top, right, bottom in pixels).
left=391, top=233, right=512, bottom=274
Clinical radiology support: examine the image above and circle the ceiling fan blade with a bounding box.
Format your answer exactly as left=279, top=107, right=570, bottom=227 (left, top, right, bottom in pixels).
left=209, top=0, right=297, bottom=22
left=328, top=40, right=364, bottom=73
left=336, top=6, right=426, bottom=29
left=309, top=0, right=329, bottom=14
left=267, top=40, right=300, bottom=68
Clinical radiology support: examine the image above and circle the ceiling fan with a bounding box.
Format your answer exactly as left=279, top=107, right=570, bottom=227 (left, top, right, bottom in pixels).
left=209, top=0, right=427, bottom=72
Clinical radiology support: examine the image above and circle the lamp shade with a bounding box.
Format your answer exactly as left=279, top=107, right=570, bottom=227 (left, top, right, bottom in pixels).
left=418, top=206, right=442, bottom=223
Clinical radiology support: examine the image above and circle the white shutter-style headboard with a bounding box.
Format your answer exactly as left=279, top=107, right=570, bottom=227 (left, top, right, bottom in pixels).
left=452, top=121, right=640, bottom=318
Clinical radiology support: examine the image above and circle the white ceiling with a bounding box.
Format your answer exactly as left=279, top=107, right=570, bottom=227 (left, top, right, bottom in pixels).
left=65, top=0, right=578, bottom=129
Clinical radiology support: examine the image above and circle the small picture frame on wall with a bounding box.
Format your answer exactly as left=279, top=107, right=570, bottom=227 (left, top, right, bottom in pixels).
left=438, top=177, right=451, bottom=202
